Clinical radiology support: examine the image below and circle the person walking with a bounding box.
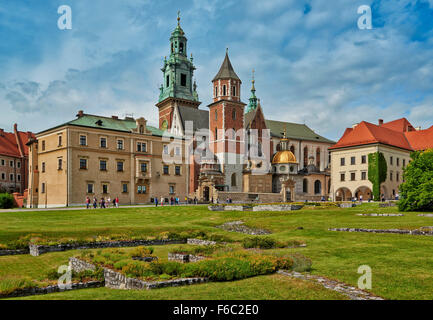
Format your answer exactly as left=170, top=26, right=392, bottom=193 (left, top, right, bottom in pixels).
left=115, top=197, right=119, bottom=208
left=155, top=197, right=158, bottom=207
left=107, top=197, right=111, bottom=208
left=185, top=196, right=188, bottom=204
left=160, top=196, right=164, bottom=207
left=93, top=197, right=97, bottom=209
left=85, top=196, right=90, bottom=209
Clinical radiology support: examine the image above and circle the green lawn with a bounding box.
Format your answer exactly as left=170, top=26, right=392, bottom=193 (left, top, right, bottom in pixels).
left=1, top=203, right=433, bottom=300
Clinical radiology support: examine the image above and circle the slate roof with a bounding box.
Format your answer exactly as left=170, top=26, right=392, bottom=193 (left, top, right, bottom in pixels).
left=212, top=52, right=240, bottom=82
left=264, top=119, right=335, bottom=144
left=177, top=106, right=209, bottom=132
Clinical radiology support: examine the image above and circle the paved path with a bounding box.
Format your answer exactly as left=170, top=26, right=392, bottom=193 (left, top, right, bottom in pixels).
left=0, top=204, right=206, bottom=213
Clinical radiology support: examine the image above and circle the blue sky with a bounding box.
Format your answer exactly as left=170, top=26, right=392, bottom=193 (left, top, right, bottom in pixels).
left=0, top=0, right=433, bottom=141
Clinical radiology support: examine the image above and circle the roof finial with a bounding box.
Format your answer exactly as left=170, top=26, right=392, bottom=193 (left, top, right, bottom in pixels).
left=226, top=47, right=228, bottom=54
left=177, top=10, right=180, bottom=25
left=251, top=69, right=256, bottom=90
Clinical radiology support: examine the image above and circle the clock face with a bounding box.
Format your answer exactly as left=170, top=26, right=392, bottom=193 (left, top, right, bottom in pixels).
left=161, top=120, right=168, bottom=131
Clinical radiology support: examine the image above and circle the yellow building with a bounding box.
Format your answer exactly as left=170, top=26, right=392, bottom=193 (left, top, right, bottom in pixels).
left=27, top=111, right=187, bottom=208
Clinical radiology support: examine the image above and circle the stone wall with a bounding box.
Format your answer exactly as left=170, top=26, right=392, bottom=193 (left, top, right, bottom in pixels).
left=217, top=192, right=282, bottom=203
left=0, top=249, right=29, bottom=256
left=69, top=257, right=96, bottom=272
left=30, top=239, right=187, bottom=256
left=0, top=281, right=104, bottom=299
left=187, top=238, right=217, bottom=246
left=253, top=204, right=303, bottom=212
left=168, top=252, right=206, bottom=263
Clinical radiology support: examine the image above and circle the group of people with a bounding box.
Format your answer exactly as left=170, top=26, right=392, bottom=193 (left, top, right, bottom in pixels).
left=154, top=196, right=199, bottom=207
left=86, top=196, right=119, bottom=209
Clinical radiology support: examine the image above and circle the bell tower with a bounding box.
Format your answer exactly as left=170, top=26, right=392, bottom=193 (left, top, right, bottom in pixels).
left=156, top=11, right=200, bottom=131
left=208, top=50, right=246, bottom=192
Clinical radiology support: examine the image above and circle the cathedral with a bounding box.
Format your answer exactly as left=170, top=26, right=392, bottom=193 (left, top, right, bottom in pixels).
left=156, top=15, right=335, bottom=203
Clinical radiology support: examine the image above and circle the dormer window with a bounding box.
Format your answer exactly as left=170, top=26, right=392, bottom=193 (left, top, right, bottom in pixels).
left=95, top=120, right=103, bottom=126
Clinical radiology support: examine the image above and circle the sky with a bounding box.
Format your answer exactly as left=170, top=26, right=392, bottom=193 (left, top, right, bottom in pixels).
left=0, top=0, right=433, bottom=141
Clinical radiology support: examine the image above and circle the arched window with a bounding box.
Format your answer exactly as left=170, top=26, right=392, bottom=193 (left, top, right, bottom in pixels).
left=232, top=109, right=236, bottom=120
left=232, top=86, right=236, bottom=96
left=231, top=173, right=237, bottom=187
left=316, top=148, right=321, bottom=168
left=223, top=85, right=226, bottom=96
left=290, top=145, right=295, bottom=154
left=303, top=146, right=308, bottom=167
left=314, top=180, right=322, bottom=194
left=303, top=179, right=308, bottom=193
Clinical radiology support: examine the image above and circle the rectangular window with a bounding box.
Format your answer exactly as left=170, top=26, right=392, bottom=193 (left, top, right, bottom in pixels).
left=361, top=171, right=367, bottom=180
left=169, top=185, right=175, bottom=194
left=351, top=157, right=355, bottom=165
left=42, top=162, right=46, bottom=173
left=390, top=172, right=393, bottom=181
left=10, top=174, right=14, bottom=181
left=1, top=173, right=5, bottom=180
left=122, top=183, right=128, bottom=193
left=166, top=75, right=170, bottom=88
left=361, top=155, right=367, bottom=164
left=397, top=158, right=400, bottom=167
left=17, top=161, right=21, bottom=168
left=58, top=158, right=63, bottom=170
left=79, top=135, right=87, bottom=146
left=117, top=140, right=124, bottom=150
left=137, top=185, right=147, bottom=194
left=117, top=161, right=124, bottom=172
left=403, top=159, right=406, bottom=168
left=163, top=145, right=169, bottom=154
left=41, top=183, right=46, bottom=193
left=10, top=160, right=14, bottom=167
left=137, top=142, right=147, bottom=152
left=181, top=73, right=187, bottom=87
left=58, top=135, right=62, bottom=147
left=80, top=159, right=87, bottom=170
left=175, top=146, right=181, bottom=156
left=390, top=156, right=393, bottom=165
left=102, top=184, right=108, bottom=194
left=100, top=160, right=107, bottom=171
left=340, top=158, right=345, bottom=166
left=397, top=172, right=400, bottom=182
left=87, top=183, right=94, bottom=194
left=17, top=174, right=21, bottom=182
left=100, top=137, right=107, bottom=148
left=163, top=165, right=169, bottom=175
left=175, top=166, right=181, bottom=176
left=351, top=172, right=356, bottom=181
left=340, top=173, right=345, bottom=182
left=42, top=140, right=46, bottom=151
left=141, top=163, right=147, bottom=173
left=1, top=159, right=4, bottom=166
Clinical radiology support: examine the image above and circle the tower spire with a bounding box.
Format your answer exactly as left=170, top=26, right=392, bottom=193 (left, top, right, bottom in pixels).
left=177, top=10, right=181, bottom=26
left=246, top=69, right=258, bottom=113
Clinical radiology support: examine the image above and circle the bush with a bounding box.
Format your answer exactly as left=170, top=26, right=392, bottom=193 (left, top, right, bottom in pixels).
left=0, top=277, right=38, bottom=295
left=242, top=237, right=276, bottom=249
left=129, top=246, right=154, bottom=258
left=0, top=193, right=15, bottom=209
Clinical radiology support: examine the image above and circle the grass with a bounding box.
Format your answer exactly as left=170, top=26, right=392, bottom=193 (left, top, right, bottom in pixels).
left=0, top=203, right=432, bottom=299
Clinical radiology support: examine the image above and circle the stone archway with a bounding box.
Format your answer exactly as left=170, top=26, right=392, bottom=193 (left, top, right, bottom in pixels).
left=354, top=186, right=372, bottom=201
left=280, top=178, right=296, bottom=202
left=335, top=187, right=352, bottom=201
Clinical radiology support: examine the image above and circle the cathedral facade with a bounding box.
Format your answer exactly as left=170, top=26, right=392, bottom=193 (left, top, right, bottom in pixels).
left=156, top=16, right=335, bottom=203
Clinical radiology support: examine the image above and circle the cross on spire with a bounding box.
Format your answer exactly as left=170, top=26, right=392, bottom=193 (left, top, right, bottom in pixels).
left=177, top=10, right=181, bottom=25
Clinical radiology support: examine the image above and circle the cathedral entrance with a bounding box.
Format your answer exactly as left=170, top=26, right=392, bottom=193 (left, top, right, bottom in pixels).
left=203, top=187, right=210, bottom=202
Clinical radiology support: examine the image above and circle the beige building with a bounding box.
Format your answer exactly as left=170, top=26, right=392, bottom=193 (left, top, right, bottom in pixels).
left=330, top=118, right=433, bottom=201
left=27, top=111, right=188, bottom=208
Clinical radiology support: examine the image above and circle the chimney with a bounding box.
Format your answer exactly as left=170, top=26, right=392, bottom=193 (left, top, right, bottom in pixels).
left=378, top=119, right=384, bottom=126
left=416, top=126, right=422, bottom=131
left=112, top=115, right=118, bottom=120
left=76, top=110, right=84, bottom=118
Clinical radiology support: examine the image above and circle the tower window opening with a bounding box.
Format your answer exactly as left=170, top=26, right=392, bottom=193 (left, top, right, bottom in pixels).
left=232, top=86, right=236, bottom=96
left=215, top=86, right=218, bottom=97
left=181, top=74, right=187, bottom=87
left=166, top=75, right=170, bottom=87
left=223, top=85, right=226, bottom=96
left=179, top=42, right=184, bottom=54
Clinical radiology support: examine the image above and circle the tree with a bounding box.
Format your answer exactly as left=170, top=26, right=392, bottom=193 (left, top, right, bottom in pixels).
left=0, top=193, right=14, bottom=209
left=399, top=149, right=433, bottom=212
left=368, top=152, right=387, bottom=201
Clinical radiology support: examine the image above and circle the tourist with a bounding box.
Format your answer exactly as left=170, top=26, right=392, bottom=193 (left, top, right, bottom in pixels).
left=85, top=196, right=90, bottom=209
left=100, top=198, right=105, bottom=209
left=107, top=196, right=111, bottom=208
left=194, top=197, right=198, bottom=204
left=360, top=195, right=363, bottom=203
left=93, top=197, right=97, bottom=209
left=175, top=197, right=179, bottom=205
left=321, top=196, right=325, bottom=202
left=115, top=197, right=119, bottom=208
left=381, top=194, right=385, bottom=202
left=112, top=197, right=116, bottom=207
left=170, top=196, right=174, bottom=205
left=185, top=196, right=188, bottom=204
left=155, top=197, right=158, bottom=207
left=161, top=196, right=164, bottom=207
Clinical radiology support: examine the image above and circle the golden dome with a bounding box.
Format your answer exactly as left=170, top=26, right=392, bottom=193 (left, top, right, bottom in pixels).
left=272, top=150, right=297, bottom=164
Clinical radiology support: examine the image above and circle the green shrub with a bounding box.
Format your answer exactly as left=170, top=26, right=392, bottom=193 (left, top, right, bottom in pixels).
left=0, top=193, right=14, bottom=209
left=129, top=246, right=154, bottom=258
left=242, top=237, right=276, bottom=249
left=0, top=277, right=38, bottom=295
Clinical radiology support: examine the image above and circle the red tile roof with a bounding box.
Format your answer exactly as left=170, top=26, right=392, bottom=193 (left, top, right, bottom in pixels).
left=0, top=126, right=35, bottom=158
left=330, top=118, right=433, bottom=151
